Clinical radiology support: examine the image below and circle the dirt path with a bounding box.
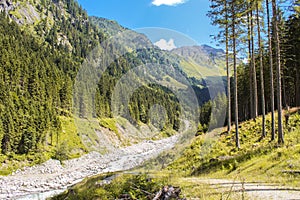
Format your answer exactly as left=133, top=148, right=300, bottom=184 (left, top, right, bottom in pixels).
left=184, top=177, right=300, bottom=200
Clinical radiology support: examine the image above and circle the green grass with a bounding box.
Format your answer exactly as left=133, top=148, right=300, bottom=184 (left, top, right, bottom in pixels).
left=52, top=173, right=171, bottom=200
left=180, top=59, right=226, bottom=79
left=99, top=118, right=121, bottom=140
left=0, top=151, right=52, bottom=175
left=74, top=117, right=106, bottom=152
left=52, top=169, right=248, bottom=200
left=160, top=75, right=188, bottom=90
left=53, top=116, right=88, bottom=160
left=159, top=129, right=177, bottom=138
left=53, top=113, right=300, bottom=199
left=9, top=10, right=22, bottom=19
left=0, top=115, right=88, bottom=175
left=168, top=112, right=300, bottom=187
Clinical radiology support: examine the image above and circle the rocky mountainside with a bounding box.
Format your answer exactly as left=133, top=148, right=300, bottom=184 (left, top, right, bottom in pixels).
left=89, top=16, right=127, bottom=37
left=0, top=0, right=41, bottom=25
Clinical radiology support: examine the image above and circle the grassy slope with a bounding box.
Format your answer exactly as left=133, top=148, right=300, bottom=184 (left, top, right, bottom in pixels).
left=140, top=112, right=300, bottom=199
left=51, top=112, right=299, bottom=199
left=52, top=173, right=170, bottom=200
left=180, top=59, right=224, bottom=79
left=168, top=112, right=300, bottom=187
left=0, top=116, right=87, bottom=175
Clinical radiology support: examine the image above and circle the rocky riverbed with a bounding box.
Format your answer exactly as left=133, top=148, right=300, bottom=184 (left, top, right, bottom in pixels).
left=0, top=135, right=179, bottom=199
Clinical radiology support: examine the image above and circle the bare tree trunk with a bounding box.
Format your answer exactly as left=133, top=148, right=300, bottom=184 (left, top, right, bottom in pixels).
left=250, top=5, right=258, bottom=118
left=232, top=0, right=240, bottom=149
left=266, top=0, right=275, bottom=140
left=225, top=0, right=231, bottom=133
left=282, top=75, right=287, bottom=107
left=247, top=5, right=254, bottom=120
left=256, top=1, right=266, bottom=138
left=272, top=0, right=284, bottom=144
left=296, top=66, right=300, bottom=106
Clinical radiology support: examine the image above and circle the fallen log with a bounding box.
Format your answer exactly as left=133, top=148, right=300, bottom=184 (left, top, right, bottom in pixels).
left=153, top=185, right=185, bottom=200
left=283, top=106, right=300, bottom=126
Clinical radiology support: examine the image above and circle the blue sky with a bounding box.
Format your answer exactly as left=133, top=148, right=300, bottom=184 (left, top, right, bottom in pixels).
left=77, top=0, right=219, bottom=48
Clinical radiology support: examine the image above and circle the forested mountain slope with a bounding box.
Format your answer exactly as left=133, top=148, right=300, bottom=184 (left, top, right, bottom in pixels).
left=0, top=0, right=104, bottom=155
left=0, top=0, right=103, bottom=159
left=0, top=0, right=227, bottom=170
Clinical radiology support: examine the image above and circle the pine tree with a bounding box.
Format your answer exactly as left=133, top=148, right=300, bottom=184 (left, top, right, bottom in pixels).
left=207, top=0, right=232, bottom=132
left=250, top=2, right=259, bottom=118
left=225, top=0, right=231, bottom=133
left=256, top=0, right=266, bottom=138
left=266, top=0, right=276, bottom=140
left=272, top=0, right=284, bottom=144
left=230, top=0, right=240, bottom=148
left=247, top=3, right=254, bottom=119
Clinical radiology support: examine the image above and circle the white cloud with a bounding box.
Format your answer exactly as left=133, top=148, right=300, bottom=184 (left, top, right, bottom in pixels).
left=154, top=38, right=177, bottom=51
left=152, top=0, right=187, bottom=6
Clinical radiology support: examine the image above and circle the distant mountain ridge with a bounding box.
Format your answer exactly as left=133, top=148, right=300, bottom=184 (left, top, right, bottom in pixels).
left=89, top=15, right=227, bottom=78
left=170, top=45, right=226, bottom=78
left=172, top=45, right=226, bottom=68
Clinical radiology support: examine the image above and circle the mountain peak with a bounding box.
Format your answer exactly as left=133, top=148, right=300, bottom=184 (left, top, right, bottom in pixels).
left=171, top=45, right=225, bottom=64
left=201, top=44, right=225, bottom=54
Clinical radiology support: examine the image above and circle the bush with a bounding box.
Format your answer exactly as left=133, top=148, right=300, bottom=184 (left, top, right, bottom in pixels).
left=195, top=123, right=208, bottom=136
left=99, top=118, right=118, bottom=133
left=53, top=141, right=70, bottom=161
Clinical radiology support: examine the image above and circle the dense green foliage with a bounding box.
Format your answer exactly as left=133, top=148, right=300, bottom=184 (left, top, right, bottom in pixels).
left=236, top=14, right=300, bottom=122
left=198, top=92, right=227, bottom=132
left=0, top=0, right=208, bottom=159
left=208, top=0, right=300, bottom=146
left=89, top=16, right=127, bottom=37
left=52, top=173, right=169, bottom=200
left=0, top=0, right=102, bottom=156
left=0, top=14, right=62, bottom=154
left=2, top=0, right=298, bottom=179
left=282, top=14, right=300, bottom=108
left=129, top=84, right=181, bottom=131
left=91, top=49, right=185, bottom=130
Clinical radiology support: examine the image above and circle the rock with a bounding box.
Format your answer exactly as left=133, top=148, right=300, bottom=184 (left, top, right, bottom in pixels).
left=0, top=0, right=14, bottom=14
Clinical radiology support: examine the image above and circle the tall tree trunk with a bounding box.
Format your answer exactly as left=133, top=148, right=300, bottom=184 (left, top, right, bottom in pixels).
left=256, top=1, right=266, bottom=138
left=282, top=76, right=287, bottom=107
left=247, top=5, right=254, bottom=120
left=225, top=0, right=231, bottom=133
left=296, top=66, right=300, bottom=106
left=250, top=5, right=258, bottom=118
left=232, top=0, right=240, bottom=149
left=272, top=0, right=284, bottom=144
left=266, top=0, right=275, bottom=140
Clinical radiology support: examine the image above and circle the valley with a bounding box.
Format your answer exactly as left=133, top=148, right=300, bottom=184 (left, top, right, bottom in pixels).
left=0, top=0, right=299, bottom=199
left=0, top=134, right=180, bottom=199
